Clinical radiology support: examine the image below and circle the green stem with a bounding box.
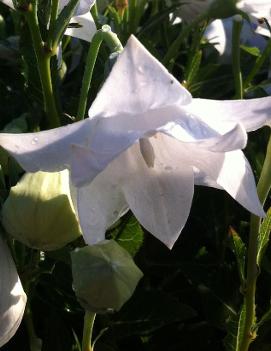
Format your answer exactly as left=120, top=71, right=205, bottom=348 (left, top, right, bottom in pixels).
left=82, top=311, right=96, bottom=351
left=24, top=3, right=60, bottom=128
left=77, top=26, right=123, bottom=120
left=244, top=35, right=271, bottom=90
left=91, top=3, right=99, bottom=24
left=232, top=15, right=243, bottom=99
left=50, top=0, right=59, bottom=25
left=50, top=0, right=80, bottom=52
left=240, top=133, right=271, bottom=351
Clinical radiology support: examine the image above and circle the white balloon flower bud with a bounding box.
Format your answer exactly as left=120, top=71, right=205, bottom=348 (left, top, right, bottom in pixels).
left=2, top=170, right=81, bottom=250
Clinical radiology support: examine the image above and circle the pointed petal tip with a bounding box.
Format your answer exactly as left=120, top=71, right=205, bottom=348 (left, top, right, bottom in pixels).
left=253, top=206, right=266, bottom=219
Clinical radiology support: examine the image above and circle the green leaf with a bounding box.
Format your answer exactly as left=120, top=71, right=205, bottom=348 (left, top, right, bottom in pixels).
left=186, top=50, right=202, bottom=86
left=229, top=227, right=246, bottom=284
left=240, top=45, right=261, bottom=57
left=50, top=0, right=80, bottom=48
left=223, top=303, right=246, bottom=351
left=110, top=214, right=144, bottom=257
left=38, top=0, right=52, bottom=28
left=257, top=208, right=271, bottom=266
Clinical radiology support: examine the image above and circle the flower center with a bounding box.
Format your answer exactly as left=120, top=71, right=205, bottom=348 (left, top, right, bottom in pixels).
left=139, top=138, right=155, bottom=168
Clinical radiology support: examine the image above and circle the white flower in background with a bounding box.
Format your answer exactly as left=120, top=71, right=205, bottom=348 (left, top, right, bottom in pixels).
left=0, top=0, right=97, bottom=42
left=205, top=17, right=267, bottom=58
left=0, top=237, right=27, bottom=347
left=0, top=35, right=270, bottom=248
left=176, top=0, right=271, bottom=36
left=237, top=0, right=271, bottom=36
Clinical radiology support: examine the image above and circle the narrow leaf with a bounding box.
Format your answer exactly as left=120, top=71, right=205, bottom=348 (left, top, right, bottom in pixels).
left=257, top=207, right=271, bottom=266
left=186, top=50, right=202, bottom=85
left=240, top=45, right=261, bottom=57
left=223, top=303, right=246, bottom=351
left=51, top=0, right=80, bottom=47
left=229, top=226, right=246, bottom=284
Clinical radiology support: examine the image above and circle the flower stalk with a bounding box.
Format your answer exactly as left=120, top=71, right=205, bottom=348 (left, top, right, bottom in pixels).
left=82, top=311, right=96, bottom=351
left=77, top=26, right=123, bottom=120
left=24, top=2, right=60, bottom=128
left=232, top=14, right=243, bottom=99
left=240, top=133, right=271, bottom=351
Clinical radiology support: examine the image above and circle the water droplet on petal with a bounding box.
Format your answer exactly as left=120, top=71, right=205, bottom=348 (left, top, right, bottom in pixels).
left=31, top=137, right=38, bottom=145
left=137, top=65, right=144, bottom=74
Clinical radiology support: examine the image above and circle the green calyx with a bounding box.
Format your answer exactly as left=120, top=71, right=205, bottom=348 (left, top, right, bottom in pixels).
left=71, top=240, right=143, bottom=313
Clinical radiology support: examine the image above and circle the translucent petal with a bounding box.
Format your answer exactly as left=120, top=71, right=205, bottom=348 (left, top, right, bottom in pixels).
left=70, top=165, right=129, bottom=245
left=89, top=35, right=192, bottom=119
left=121, top=139, right=194, bottom=249
left=185, top=96, right=271, bottom=132
left=153, top=135, right=264, bottom=217
left=191, top=148, right=265, bottom=217
left=0, top=119, right=92, bottom=173
left=0, top=237, right=27, bottom=347
left=161, top=119, right=247, bottom=152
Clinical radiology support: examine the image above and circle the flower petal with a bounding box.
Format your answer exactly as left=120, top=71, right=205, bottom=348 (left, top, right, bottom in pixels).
left=70, top=105, right=199, bottom=186
left=0, top=0, right=14, bottom=8
left=237, top=0, right=271, bottom=22
left=89, top=35, right=192, bottom=119
left=204, top=17, right=267, bottom=57
left=161, top=119, right=247, bottom=152
left=184, top=96, right=271, bottom=132
left=0, top=237, right=27, bottom=347
left=193, top=149, right=265, bottom=217
left=65, top=12, right=96, bottom=42
left=0, top=119, right=92, bottom=173
left=60, top=0, right=96, bottom=15
left=70, top=165, right=129, bottom=245
left=120, top=137, right=194, bottom=249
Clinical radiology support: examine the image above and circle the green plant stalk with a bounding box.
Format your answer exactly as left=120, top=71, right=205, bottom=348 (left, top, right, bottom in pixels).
left=50, top=0, right=80, bottom=52
left=244, top=36, right=271, bottom=90
left=25, top=3, right=60, bottom=128
left=50, top=0, right=59, bottom=25
left=91, top=2, right=99, bottom=23
left=77, top=27, right=123, bottom=120
left=240, top=134, right=271, bottom=351
left=82, top=311, right=96, bottom=351
left=232, top=15, right=243, bottom=99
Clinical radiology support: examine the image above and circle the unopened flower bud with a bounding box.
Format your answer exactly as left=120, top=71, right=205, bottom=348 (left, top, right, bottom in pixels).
left=71, top=240, right=143, bottom=313
left=2, top=170, right=81, bottom=250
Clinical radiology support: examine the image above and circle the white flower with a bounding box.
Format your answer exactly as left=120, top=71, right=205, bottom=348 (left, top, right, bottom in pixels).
left=205, top=17, right=267, bottom=57
left=0, top=0, right=97, bottom=42
left=0, top=237, right=27, bottom=347
left=0, top=35, right=269, bottom=248
left=237, top=0, right=271, bottom=36
left=176, top=0, right=271, bottom=36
